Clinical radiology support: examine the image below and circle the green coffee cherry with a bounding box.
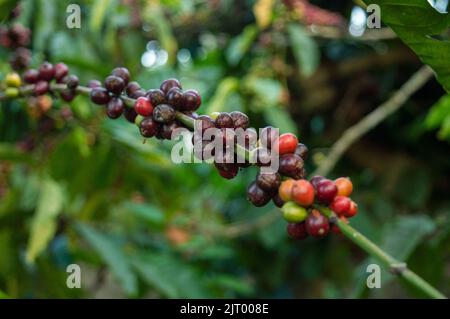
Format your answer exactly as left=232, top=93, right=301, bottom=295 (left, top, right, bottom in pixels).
left=281, top=202, right=308, bottom=223
left=134, top=114, right=144, bottom=127
left=5, top=72, right=22, bottom=88
left=210, top=112, right=221, bottom=120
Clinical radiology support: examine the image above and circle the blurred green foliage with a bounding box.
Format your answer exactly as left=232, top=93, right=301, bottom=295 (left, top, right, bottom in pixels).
left=0, top=0, right=449, bottom=298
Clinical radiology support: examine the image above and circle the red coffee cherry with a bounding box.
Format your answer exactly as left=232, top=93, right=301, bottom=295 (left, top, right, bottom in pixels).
left=276, top=133, right=298, bottom=155
left=345, top=201, right=358, bottom=218
left=330, top=195, right=351, bottom=216
left=33, top=81, right=49, bottom=96
left=247, top=181, right=271, bottom=207
left=160, top=78, right=182, bottom=94
left=315, top=179, right=337, bottom=204
left=291, top=179, right=315, bottom=207
left=305, top=210, right=330, bottom=238
left=139, top=117, right=159, bottom=138
left=287, top=222, right=308, bottom=240
left=23, top=69, right=39, bottom=84
left=90, top=87, right=111, bottom=105
left=54, top=63, right=69, bottom=82
left=335, top=177, right=353, bottom=197
left=134, top=97, right=154, bottom=117
left=38, top=62, right=55, bottom=81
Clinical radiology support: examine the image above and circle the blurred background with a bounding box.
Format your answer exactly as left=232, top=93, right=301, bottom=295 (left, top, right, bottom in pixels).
left=0, top=0, right=449, bottom=298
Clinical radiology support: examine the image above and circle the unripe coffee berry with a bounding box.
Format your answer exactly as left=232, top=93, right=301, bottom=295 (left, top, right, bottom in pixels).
left=315, top=179, right=338, bottom=204
left=90, top=87, right=111, bottom=105
left=104, top=75, right=125, bottom=95
left=291, top=179, right=315, bottom=207
left=278, top=179, right=295, bottom=202
left=134, top=97, right=154, bottom=117
left=5, top=87, right=19, bottom=98
left=281, top=202, right=308, bottom=223
left=247, top=181, right=271, bottom=207
left=305, top=210, right=330, bottom=238
left=5, top=72, right=21, bottom=87
left=287, top=222, right=308, bottom=240
left=106, top=98, right=124, bottom=119
left=153, top=104, right=176, bottom=123
left=330, top=195, right=351, bottom=216
left=335, top=177, right=353, bottom=197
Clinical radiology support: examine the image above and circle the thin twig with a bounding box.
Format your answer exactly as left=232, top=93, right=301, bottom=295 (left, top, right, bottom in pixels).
left=312, top=65, right=434, bottom=177
left=307, top=25, right=396, bottom=41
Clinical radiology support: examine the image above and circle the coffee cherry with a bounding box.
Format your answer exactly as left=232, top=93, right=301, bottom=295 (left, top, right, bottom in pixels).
left=130, top=89, right=146, bottom=99
left=139, top=117, right=159, bottom=138
left=305, top=210, right=330, bottom=238
left=230, top=111, right=249, bottom=129
left=166, top=87, right=184, bottom=109
left=256, top=172, right=281, bottom=193
left=160, top=122, right=180, bottom=140
left=153, top=104, right=176, bottom=123
left=315, top=179, right=337, bottom=204
left=5, top=72, right=21, bottom=87
left=295, top=143, right=308, bottom=160
left=278, top=179, right=295, bottom=202
left=54, top=63, right=69, bottom=82
left=146, top=89, right=166, bottom=106
left=124, top=107, right=138, bottom=123
left=281, top=202, right=308, bottom=223
left=23, top=69, right=39, bottom=84
left=134, top=97, right=154, bottom=116
left=330, top=196, right=351, bottom=216
left=135, top=115, right=144, bottom=127
left=88, top=79, right=102, bottom=88
left=90, top=87, right=110, bottom=105
left=196, top=115, right=216, bottom=134
left=254, top=147, right=272, bottom=167
left=104, top=75, right=125, bottom=95
left=215, top=162, right=239, bottom=180
left=276, top=133, right=298, bottom=155
left=279, top=154, right=304, bottom=179
left=39, top=62, right=55, bottom=81
left=106, top=98, right=124, bottom=119
left=345, top=201, right=358, bottom=218
left=272, top=193, right=285, bottom=208
left=60, top=89, right=76, bottom=102
left=5, top=87, right=19, bottom=98
left=247, top=181, right=271, bottom=207
left=310, top=175, right=325, bottom=189
left=10, top=47, right=31, bottom=70
left=126, top=81, right=141, bottom=96
left=291, top=179, right=315, bottom=207
left=34, top=81, right=49, bottom=96
left=160, top=78, right=182, bottom=94
left=335, top=177, right=353, bottom=197
left=287, top=222, right=308, bottom=240
left=260, top=126, right=278, bottom=149
left=111, top=67, right=130, bottom=85
left=215, top=113, right=234, bottom=128
left=182, top=89, right=201, bottom=111
left=65, top=75, right=79, bottom=90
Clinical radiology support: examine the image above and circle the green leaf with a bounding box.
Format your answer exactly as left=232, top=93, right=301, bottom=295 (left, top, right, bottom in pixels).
left=263, top=107, right=299, bottom=135
left=0, top=0, right=18, bottom=22
left=206, top=77, right=240, bottom=114
left=425, top=94, right=450, bottom=129
left=226, top=25, right=259, bottom=66
left=89, top=0, right=113, bottom=33
left=0, top=288, right=9, bottom=299
left=372, top=0, right=450, bottom=92
left=76, top=223, right=138, bottom=296
left=119, top=201, right=165, bottom=226
left=26, top=177, right=64, bottom=263
left=245, top=77, right=283, bottom=109
left=287, top=24, right=320, bottom=77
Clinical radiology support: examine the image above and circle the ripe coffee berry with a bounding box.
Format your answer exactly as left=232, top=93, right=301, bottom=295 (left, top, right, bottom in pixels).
left=295, top=143, right=308, bottom=160
left=272, top=193, right=285, bottom=208
left=153, top=104, right=176, bottom=123
left=88, top=80, right=102, bottom=88
left=33, top=81, right=49, bottom=96
left=54, top=63, right=69, bottom=82
left=124, top=107, right=138, bottom=123
left=60, top=89, right=75, bottom=102
left=315, top=179, right=338, bottom=204
left=330, top=195, right=351, bottom=216
left=230, top=111, right=249, bottom=129
left=254, top=148, right=272, bottom=167
left=160, top=122, right=180, bottom=140
left=215, top=113, right=234, bottom=128
left=279, top=154, right=304, bottom=179
left=345, top=201, right=358, bottom=218
left=305, top=210, right=330, bottom=238
left=182, top=89, right=201, bottom=111
left=215, top=162, right=239, bottom=180
left=247, top=181, right=271, bottom=207
left=139, top=117, right=159, bottom=138
left=310, top=175, right=325, bottom=189
left=90, top=87, right=111, bottom=105
left=196, top=115, right=216, bottom=134
left=38, top=62, right=55, bottom=81
left=260, top=126, right=278, bottom=149
left=23, top=69, right=39, bottom=84
left=335, top=177, right=353, bottom=197
left=126, top=81, right=141, bottom=96
left=291, top=180, right=315, bottom=207
left=276, top=133, right=298, bottom=155
left=160, top=78, right=182, bottom=94
left=147, top=89, right=166, bottom=106
left=65, top=75, right=79, bottom=90
left=134, top=97, right=154, bottom=117
left=106, top=98, right=124, bottom=119
left=111, top=67, right=130, bottom=85
left=256, top=172, right=281, bottom=193
left=278, top=179, right=295, bottom=202
left=287, top=222, right=308, bottom=240
left=281, top=202, right=308, bottom=223
left=104, top=75, right=125, bottom=95
left=166, top=87, right=184, bottom=109
left=130, top=89, right=146, bottom=99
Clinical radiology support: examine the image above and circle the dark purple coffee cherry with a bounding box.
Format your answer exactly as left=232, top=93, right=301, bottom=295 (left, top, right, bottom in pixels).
left=106, top=98, right=124, bottom=119
left=182, top=89, right=201, bottom=111
left=279, top=154, right=304, bottom=179
left=230, top=111, right=249, bottom=129
left=88, top=80, right=102, bottom=88
left=160, top=78, right=182, bottom=94
left=310, top=175, right=325, bottom=190
left=255, top=148, right=272, bottom=167
left=54, top=63, right=69, bottom=82
left=152, top=104, right=176, bottom=124
left=247, top=181, right=271, bottom=207
left=295, top=143, right=308, bottom=160
left=38, top=62, right=55, bottom=81
left=160, top=122, right=180, bottom=140
left=9, top=47, right=31, bottom=70
left=215, top=113, right=234, bottom=128
left=90, top=87, right=111, bottom=105
left=60, top=90, right=76, bottom=102
left=147, top=89, right=166, bottom=106
left=34, top=81, right=49, bottom=96
left=256, top=172, right=281, bottom=193
left=287, top=222, right=308, bottom=240
left=166, top=87, right=184, bottom=109
left=196, top=115, right=216, bottom=134
left=260, top=126, right=278, bottom=149
left=315, top=179, right=337, bottom=204
left=140, top=117, right=159, bottom=138
left=272, top=193, right=285, bottom=208
left=65, top=75, right=79, bottom=90
left=126, top=81, right=141, bottom=96
left=124, top=107, right=138, bottom=123
left=111, top=67, right=130, bottom=85
left=23, top=69, right=39, bottom=84
left=104, top=75, right=125, bottom=95
left=130, top=89, right=146, bottom=99
left=215, top=162, right=239, bottom=180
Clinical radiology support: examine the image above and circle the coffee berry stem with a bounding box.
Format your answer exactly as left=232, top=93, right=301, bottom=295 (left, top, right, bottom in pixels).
left=317, top=206, right=446, bottom=299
